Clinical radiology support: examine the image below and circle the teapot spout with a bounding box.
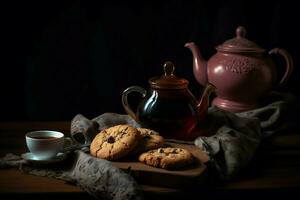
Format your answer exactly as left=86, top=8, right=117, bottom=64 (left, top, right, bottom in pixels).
left=185, top=42, right=208, bottom=86
left=196, top=84, right=215, bottom=122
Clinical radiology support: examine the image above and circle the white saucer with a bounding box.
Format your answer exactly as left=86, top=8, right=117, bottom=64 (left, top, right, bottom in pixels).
left=21, top=152, right=68, bottom=165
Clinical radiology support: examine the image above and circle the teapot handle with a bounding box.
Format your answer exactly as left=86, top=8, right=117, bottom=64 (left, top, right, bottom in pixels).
left=269, top=48, right=294, bottom=87
left=122, top=86, right=147, bottom=121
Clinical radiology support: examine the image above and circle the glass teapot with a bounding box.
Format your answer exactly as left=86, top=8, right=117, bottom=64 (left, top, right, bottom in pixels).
left=122, top=61, right=215, bottom=140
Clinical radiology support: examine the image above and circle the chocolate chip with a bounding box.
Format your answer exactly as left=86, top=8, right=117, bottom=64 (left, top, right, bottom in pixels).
left=172, top=149, right=178, bottom=154
left=159, top=148, right=164, bottom=153
left=143, top=135, right=151, bottom=140
left=106, top=136, right=115, bottom=143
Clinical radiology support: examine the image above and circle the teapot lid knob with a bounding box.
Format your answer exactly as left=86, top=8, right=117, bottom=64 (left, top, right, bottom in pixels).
left=149, top=61, right=188, bottom=89
left=217, top=26, right=265, bottom=53
left=163, top=61, right=175, bottom=76
left=236, top=26, right=246, bottom=38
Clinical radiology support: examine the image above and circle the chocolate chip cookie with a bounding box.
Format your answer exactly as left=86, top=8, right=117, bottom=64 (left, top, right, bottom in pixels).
left=133, top=128, right=165, bottom=154
left=90, top=125, right=140, bottom=160
left=138, top=147, right=194, bottom=169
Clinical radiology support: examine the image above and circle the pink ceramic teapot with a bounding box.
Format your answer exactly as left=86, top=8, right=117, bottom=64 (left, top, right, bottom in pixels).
left=185, top=26, right=293, bottom=112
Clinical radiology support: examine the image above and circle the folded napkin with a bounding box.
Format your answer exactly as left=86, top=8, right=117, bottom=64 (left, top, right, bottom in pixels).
left=195, top=92, right=297, bottom=179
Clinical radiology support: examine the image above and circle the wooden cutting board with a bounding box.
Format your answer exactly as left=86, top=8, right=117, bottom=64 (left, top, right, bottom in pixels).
left=112, top=142, right=209, bottom=188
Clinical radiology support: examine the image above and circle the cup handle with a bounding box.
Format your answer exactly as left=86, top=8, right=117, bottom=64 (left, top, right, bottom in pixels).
left=269, top=48, right=294, bottom=87
left=122, top=86, right=147, bottom=121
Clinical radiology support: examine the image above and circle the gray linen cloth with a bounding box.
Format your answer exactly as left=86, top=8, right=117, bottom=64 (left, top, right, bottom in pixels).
left=0, top=151, right=143, bottom=200
left=70, top=92, right=296, bottom=180
left=0, top=92, right=296, bottom=198
left=195, top=92, right=297, bottom=179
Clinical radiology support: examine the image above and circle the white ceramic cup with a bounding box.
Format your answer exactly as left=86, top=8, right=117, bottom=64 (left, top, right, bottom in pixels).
left=25, top=130, right=72, bottom=160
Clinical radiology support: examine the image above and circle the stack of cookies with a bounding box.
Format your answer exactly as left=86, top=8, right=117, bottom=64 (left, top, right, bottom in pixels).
left=90, top=125, right=194, bottom=169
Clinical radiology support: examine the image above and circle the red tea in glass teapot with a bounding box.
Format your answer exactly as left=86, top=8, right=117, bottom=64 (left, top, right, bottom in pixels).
left=122, top=61, right=215, bottom=140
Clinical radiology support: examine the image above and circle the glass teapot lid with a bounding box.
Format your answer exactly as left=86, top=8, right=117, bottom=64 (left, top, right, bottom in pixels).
left=216, top=26, right=265, bottom=53
left=149, top=61, right=188, bottom=89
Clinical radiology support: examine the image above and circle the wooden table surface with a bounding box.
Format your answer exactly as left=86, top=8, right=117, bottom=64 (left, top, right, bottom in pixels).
left=1, top=122, right=300, bottom=199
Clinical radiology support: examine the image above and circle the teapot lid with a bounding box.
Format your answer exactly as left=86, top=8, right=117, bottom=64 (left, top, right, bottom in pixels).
left=149, top=61, right=188, bottom=89
left=216, top=26, right=265, bottom=53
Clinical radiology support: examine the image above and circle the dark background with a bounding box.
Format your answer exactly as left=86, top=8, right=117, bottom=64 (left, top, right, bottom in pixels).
left=1, top=0, right=299, bottom=121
